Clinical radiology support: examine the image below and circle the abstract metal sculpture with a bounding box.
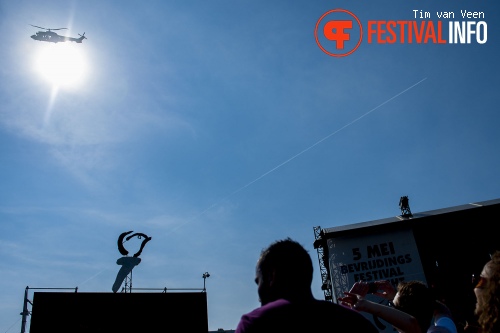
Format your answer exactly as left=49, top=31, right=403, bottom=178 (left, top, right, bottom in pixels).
left=112, top=231, right=152, bottom=293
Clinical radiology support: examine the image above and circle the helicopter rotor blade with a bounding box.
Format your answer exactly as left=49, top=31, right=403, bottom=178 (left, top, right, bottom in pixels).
left=30, top=24, right=46, bottom=30
left=29, top=24, right=67, bottom=31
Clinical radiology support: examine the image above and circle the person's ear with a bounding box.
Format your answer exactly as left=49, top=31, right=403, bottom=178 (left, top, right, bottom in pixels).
left=268, top=268, right=278, bottom=286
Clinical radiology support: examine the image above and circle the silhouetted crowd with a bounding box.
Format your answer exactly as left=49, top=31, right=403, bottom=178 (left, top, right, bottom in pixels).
left=235, top=238, right=500, bottom=333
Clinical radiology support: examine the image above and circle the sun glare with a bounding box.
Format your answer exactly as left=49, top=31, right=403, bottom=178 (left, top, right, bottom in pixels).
left=35, top=43, right=88, bottom=88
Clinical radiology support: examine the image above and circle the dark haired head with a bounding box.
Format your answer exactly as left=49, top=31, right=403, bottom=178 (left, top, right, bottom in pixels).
left=393, top=280, right=435, bottom=333
left=256, top=238, right=313, bottom=304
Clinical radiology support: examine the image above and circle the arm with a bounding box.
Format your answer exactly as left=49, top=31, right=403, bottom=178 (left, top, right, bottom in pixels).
left=339, top=292, right=422, bottom=333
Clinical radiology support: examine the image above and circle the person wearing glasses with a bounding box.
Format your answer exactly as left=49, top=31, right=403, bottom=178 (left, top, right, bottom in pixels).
left=339, top=280, right=457, bottom=333
left=470, top=251, right=500, bottom=333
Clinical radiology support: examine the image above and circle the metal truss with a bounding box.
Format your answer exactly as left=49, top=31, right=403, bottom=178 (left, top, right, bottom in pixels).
left=313, top=226, right=333, bottom=301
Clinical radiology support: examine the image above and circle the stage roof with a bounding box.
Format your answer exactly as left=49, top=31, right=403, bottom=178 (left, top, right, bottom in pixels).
left=322, top=198, right=500, bottom=236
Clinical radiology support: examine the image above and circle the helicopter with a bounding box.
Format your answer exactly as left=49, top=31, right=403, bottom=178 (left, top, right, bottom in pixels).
left=30, top=25, right=87, bottom=43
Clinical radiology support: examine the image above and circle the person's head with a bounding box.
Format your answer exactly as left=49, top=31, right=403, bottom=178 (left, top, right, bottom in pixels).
left=255, top=238, right=313, bottom=305
left=392, top=280, right=435, bottom=333
left=474, top=251, right=500, bottom=333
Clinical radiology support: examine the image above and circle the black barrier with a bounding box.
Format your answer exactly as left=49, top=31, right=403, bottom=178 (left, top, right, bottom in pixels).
left=29, top=292, right=208, bottom=333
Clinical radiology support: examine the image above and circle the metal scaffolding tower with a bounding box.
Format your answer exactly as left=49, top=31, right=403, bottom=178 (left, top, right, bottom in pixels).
left=313, top=226, right=332, bottom=301
left=399, top=195, right=413, bottom=217
left=122, top=269, right=133, bottom=293
left=313, top=226, right=350, bottom=302
left=329, top=253, right=349, bottom=303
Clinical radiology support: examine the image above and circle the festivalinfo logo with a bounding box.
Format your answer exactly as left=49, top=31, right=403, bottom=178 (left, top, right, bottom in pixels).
left=315, top=8, right=488, bottom=57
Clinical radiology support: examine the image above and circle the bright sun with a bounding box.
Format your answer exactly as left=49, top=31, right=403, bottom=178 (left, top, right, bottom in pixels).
left=35, top=43, right=88, bottom=88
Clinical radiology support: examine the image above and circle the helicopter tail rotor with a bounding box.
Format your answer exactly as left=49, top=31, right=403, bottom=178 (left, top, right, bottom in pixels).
left=74, top=32, right=87, bottom=43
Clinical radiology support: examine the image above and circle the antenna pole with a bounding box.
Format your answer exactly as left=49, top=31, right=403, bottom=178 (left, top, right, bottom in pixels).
left=202, top=272, right=210, bottom=291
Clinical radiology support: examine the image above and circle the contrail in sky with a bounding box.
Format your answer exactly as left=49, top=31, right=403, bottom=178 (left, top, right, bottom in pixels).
left=168, top=77, right=427, bottom=232
left=78, top=268, right=108, bottom=287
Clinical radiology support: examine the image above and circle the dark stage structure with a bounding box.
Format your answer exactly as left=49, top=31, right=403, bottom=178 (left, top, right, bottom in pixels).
left=313, top=198, right=500, bottom=332
left=29, top=291, right=208, bottom=333
left=22, top=230, right=209, bottom=332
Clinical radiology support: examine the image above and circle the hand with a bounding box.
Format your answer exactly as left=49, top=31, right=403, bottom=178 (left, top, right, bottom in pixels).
left=348, top=281, right=370, bottom=297
left=372, top=280, right=397, bottom=300
left=338, top=292, right=371, bottom=312
left=338, top=291, right=359, bottom=308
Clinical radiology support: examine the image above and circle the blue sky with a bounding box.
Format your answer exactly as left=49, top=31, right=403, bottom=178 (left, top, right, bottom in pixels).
left=1, top=0, right=499, bottom=331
